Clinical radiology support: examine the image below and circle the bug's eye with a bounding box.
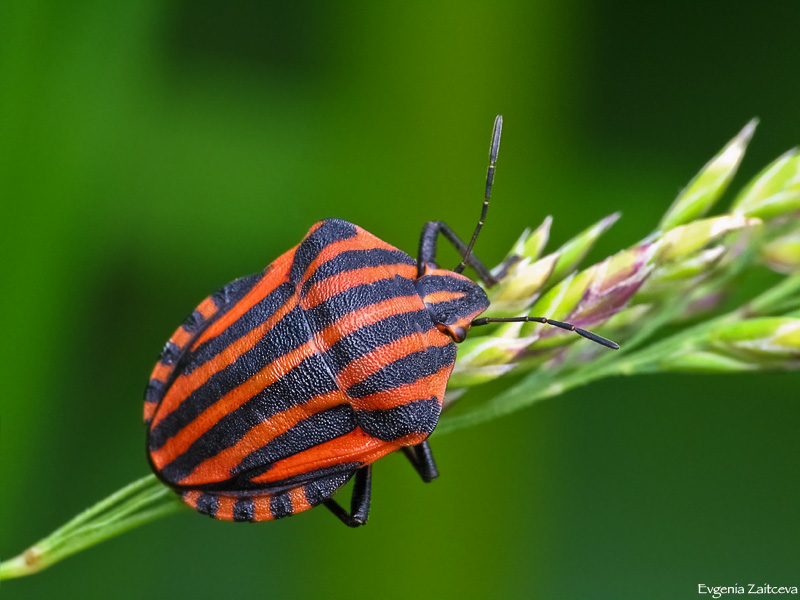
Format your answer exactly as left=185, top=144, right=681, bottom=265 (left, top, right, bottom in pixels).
left=437, top=324, right=467, bottom=343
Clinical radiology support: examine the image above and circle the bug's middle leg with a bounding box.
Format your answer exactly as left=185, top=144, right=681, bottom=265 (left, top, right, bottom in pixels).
left=402, top=440, right=439, bottom=483
left=418, top=221, right=498, bottom=286
left=323, top=465, right=372, bottom=528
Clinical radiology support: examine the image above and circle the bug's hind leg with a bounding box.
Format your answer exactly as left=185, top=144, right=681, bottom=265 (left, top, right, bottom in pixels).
left=402, top=440, right=439, bottom=483
left=418, top=221, right=498, bottom=286
left=323, top=465, right=372, bottom=528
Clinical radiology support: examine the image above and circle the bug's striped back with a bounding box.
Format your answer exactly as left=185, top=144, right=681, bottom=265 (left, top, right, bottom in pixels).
left=298, top=223, right=456, bottom=446
left=145, top=219, right=458, bottom=521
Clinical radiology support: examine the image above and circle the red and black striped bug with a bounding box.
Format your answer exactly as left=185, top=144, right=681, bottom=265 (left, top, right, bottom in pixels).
left=144, top=116, right=618, bottom=526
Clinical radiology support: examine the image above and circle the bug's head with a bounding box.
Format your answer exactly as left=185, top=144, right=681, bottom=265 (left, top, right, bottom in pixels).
left=416, top=266, right=489, bottom=343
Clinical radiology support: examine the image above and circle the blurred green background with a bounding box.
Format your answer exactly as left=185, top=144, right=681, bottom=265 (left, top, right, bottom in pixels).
left=3, top=1, right=800, bottom=598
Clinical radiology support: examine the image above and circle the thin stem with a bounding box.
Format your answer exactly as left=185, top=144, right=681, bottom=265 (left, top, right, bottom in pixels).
left=0, top=475, right=184, bottom=580
left=741, top=271, right=800, bottom=316
left=48, top=475, right=158, bottom=538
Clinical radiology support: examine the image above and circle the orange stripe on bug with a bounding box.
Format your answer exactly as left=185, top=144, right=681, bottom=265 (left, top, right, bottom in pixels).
left=289, top=487, right=312, bottom=514
left=182, top=490, right=202, bottom=510
left=148, top=362, right=172, bottom=383
left=189, top=250, right=296, bottom=351
left=422, top=290, right=467, bottom=304
left=302, top=224, right=401, bottom=274
left=314, top=295, right=424, bottom=349
left=150, top=288, right=299, bottom=430
left=195, top=296, right=219, bottom=321
left=170, top=326, right=193, bottom=350
left=177, top=390, right=349, bottom=486
left=252, top=428, right=394, bottom=484
left=335, top=328, right=452, bottom=393
left=350, top=366, right=452, bottom=411
left=252, top=495, right=275, bottom=521
left=302, top=263, right=417, bottom=307
left=143, top=401, right=158, bottom=422
left=150, top=338, right=320, bottom=470
left=215, top=495, right=237, bottom=521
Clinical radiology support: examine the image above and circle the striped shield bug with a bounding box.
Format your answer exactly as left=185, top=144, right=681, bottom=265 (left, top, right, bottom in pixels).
left=144, top=116, right=618, bottom=526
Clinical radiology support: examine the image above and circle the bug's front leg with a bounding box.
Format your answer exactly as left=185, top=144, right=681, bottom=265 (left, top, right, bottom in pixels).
left=323, top=465, right=372, bottom=527
left=402, top=440, right=439, bottom=483
left=417, top=221, right=498, bottom=286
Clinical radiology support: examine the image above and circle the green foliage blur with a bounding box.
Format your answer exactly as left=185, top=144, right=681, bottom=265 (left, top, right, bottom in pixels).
left=2, top=2, right=799, bottom=598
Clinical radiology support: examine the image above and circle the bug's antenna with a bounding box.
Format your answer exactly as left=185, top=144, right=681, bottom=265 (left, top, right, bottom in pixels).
left=471, top=316, right=620, bottom=350
left=454, top=115, right=503, bottom=274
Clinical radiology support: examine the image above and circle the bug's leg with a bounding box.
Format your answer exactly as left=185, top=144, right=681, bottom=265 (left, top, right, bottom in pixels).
left=492, top=254, right=521, bottom=282
left=418, top=221, right=498, bottom=286
left=402, top=440, right=439, bottom=483
left=323, top=465, right=372, bottom=528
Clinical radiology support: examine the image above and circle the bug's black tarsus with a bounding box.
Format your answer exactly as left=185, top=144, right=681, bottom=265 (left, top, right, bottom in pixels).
left=454, top=115, right=503, bottom=275
left=323, top=465, right=372, bottom=527
left=491, top=254, right=522, bottom=282
left=471, top=316, right=620, bottom=350
left=402, top=440, right=439, bottom=483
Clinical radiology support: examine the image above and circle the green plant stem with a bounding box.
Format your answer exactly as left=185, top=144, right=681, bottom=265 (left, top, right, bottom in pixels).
left=0, top=475, right=184, bottom=581
left=743, top=271, right=800, bottom=315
